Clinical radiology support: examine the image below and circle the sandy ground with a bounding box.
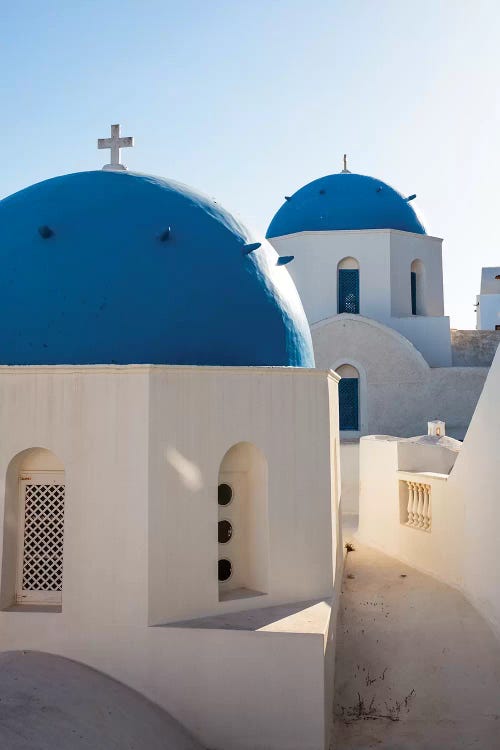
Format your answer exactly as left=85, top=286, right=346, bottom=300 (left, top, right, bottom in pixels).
left=332, top=541, right=500, bottom=749
left=0, top=650, right=204, bottom=750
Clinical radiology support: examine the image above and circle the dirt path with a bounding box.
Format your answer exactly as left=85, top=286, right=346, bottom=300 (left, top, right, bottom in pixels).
left=332, top=542, right=500, bottom=749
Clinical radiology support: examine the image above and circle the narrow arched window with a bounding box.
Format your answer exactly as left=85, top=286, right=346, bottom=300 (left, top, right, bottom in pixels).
left=217, top=442, right=268, bottom=601
left=411, top=259, right=425, bottom=315
left=1, top=448, right=65, bottom=609
left=336, top=364, right=360, bottom=431
left=338, top=257, right=360, bottom=314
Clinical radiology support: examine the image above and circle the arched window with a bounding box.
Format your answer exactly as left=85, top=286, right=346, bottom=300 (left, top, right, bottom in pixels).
left=217, top=442, right=268, bottom=601
left=336, top=364, right=359, bottom=431
left=338, top=257, right=360, bottom=314
left=1, top=448, right=65, bottom=609
left=411, top=259, right=425, bottom=315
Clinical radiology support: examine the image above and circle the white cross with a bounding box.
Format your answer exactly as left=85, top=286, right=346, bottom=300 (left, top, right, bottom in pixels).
left=97, top=124, right=134, bottom=171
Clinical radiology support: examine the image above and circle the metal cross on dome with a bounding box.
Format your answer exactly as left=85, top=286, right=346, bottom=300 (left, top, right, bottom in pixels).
left=97, top=124, right=134, bottom=171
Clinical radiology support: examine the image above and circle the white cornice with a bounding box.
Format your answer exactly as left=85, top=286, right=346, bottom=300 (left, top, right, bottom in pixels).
left=270, top=228, right=443, bottom=242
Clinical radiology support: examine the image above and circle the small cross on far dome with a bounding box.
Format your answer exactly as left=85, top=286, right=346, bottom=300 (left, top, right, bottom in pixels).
left=97, top=124, right=134, bottom=171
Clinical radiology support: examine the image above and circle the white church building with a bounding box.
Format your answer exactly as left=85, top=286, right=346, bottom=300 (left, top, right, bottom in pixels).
left=0, top=130, right=499, bottom=750
left=266, top=158, right=500, bottom=514
left=0, top=127, right=342, bottom=750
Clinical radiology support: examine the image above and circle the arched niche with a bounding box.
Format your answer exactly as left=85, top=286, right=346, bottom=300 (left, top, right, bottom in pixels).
left=411, top=258, right=426, bottom=315
left=337, top=257, right=360, bottom=313
left=217, top=442, right=269, bottom=601
left=338, top=256, right=360, bottom=270
left=1, top=448, right=65, bottom=609
left=335, top=364, right=360, bottom=432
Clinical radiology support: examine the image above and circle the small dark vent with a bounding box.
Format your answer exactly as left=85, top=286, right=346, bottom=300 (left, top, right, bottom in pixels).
left=38, top=225, right=54, bottom=239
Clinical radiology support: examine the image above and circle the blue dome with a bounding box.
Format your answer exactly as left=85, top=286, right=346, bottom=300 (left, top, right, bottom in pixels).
left=266, top=172, right=426, bottom=238
left=0, top=170, right=314, bottom=367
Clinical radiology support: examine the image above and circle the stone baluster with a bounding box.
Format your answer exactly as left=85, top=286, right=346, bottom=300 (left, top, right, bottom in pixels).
left=423, top=485, right=431, bottom=531
left=406, top=482, right=414, bottom=526
left=416, top=484, right=425, bottom=528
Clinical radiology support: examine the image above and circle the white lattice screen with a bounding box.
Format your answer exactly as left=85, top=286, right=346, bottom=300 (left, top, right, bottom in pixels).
left=17, top=478, right=65, bottom=604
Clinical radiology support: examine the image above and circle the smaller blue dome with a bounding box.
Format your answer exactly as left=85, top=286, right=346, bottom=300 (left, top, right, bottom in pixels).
left=266, top=172, right=426, bottom=238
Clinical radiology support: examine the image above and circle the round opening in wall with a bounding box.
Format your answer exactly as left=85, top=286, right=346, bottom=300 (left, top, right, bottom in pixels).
left=218, top=483, right=233, bottom=506
left=218, top=519, right=233, bottom=544
left=218, top=558, right=232, bottom=582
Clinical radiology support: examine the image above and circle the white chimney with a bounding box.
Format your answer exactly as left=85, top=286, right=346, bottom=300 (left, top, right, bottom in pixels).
left=428, top=420, right=445, bottom=437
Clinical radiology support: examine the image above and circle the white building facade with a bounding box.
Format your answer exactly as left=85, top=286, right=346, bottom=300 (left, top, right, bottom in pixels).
left=0, top=138, right=343, bottom=750
left=476, top=266, right=500, bottom=330
left=267, top=167, right=495, bottom=515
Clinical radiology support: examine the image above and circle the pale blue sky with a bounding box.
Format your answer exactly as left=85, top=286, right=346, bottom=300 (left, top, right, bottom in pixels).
left=1, top=0, right=499, bottom=328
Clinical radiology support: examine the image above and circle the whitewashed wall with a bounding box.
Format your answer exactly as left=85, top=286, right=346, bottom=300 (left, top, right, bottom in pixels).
left=357, top=346, right=500, bottom=635
left=269, top=228, right=451, bottom=366
left=313, top=315, right=487, bottom=439
left=0, top=364, right=340, bottom=750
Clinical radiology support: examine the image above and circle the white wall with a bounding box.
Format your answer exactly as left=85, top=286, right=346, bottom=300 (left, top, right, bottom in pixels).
left=339, top=441, right=359, bottom=516
left=0, top=364, right=341, bottom=750
left=389, top=231, right=444, bottom=317
left=147, top=366, right=339, bottom=625
left=357, top=346, right=500, bottom=635
left=270, top=230, right=392, bottom=324
left=447, top=347, right=500, bottom=632
left=269, top=228, right=451, bottom=365
left=477, top=293, right=500, bottom=330
left=480, top=267, right=500, bottom=294
left=314, top=315, right=485, bottom=439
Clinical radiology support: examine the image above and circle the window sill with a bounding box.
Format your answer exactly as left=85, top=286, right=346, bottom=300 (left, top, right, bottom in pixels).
left=340, top=431, right=361, bottom=442
left=3, top=603, right=62, bottom=613
left=219, top=587, right=266, bottom=603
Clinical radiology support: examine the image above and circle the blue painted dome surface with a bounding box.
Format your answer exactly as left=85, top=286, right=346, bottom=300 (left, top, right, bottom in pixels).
left=266, top=172, right=426, bottom=238
left=0, top=170, right=314, bottom=366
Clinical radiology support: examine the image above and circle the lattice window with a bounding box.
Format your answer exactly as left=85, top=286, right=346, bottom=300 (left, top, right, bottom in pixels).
left=339, top=378, right=359, bottom=431
left=16, top=474, right=65, bottom=605
left=338, top=269, right=359, bottom=314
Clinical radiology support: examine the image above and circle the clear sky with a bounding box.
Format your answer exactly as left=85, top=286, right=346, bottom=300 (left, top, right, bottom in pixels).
left=1, top=0, right=499, bottom=328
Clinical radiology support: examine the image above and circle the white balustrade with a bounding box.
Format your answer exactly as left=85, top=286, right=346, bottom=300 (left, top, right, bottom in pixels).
left=405, top=481, right=431, bottom=531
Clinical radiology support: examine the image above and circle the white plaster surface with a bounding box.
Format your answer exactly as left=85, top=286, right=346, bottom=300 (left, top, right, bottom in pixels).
left=477, top=293, right=500, bottom=330
left=270, top=229, right=451, bottom=366
left=339, top=441, right=359, bottom=517
left=357, top=344, right=500, bottom=636
left=0, top=364, right=340, bottom=750
left=0, top=651, right=203, bottom=749
left=333, top=543, right=500, bottom=749
left=314, top=315, right=486, bottom=439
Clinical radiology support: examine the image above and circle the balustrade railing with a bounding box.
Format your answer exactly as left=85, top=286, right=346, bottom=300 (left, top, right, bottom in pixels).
left=404, top=481, right=431, bottom=531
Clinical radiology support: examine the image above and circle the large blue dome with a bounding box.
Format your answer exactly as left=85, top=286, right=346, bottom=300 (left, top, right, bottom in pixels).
left=0, top=170, right=314, bottom=367
left=266, top=172, right=426, bottom=238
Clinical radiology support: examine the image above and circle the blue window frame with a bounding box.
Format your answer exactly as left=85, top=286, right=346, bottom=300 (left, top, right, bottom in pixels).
left=338, top=378, right=359, bottom=431
left=338, top=269, right=359, bottom=314
left=411, top=271, right=417, bottom=315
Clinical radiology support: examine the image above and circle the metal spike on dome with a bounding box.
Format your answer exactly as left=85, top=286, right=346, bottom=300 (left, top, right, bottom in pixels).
left=406, top=194, right=417, bottom=202
left=242, top=242, right=261, bottom=255
left=284, top=196, right=292, bottom=201
left=38, top=225, right=54, bottom=239
left=376, top=186, right=383, bottom=193
left=277, top=255, right=294, bottom=266
left=341, top=154, right=351, bottom=173
left=319, top=189, right=326, bottom=195
left=159, top=227, right=171, bottom=242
